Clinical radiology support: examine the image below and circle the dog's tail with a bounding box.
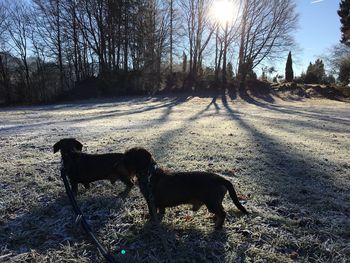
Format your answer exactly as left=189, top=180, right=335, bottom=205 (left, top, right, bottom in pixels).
left=221, top=178, right=248, bottom=214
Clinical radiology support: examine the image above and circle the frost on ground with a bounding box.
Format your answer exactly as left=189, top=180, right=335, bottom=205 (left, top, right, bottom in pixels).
left=0, top=92, right=349, bottom=262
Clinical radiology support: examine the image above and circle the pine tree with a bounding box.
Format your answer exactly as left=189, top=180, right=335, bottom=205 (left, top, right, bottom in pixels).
left=305, top=59, right=326, bottom=84
left=338, top=0, right=350, bottom=46
left=182, top=51, right=187, bottom=73
left=338, top=59, right=350, bottom=83
left=285, top=51, right=294, bottom=82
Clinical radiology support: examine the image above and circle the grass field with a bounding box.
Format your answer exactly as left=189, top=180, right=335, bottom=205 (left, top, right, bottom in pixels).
left=0, top=92, right=349, bottom=262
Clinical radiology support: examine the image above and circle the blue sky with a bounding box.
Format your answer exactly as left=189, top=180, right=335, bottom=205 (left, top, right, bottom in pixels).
left=291, top=0, right=341, bottom=75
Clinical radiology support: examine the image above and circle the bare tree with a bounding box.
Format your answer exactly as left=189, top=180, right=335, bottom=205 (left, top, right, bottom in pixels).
left=220, top=0, right=241, bottom=87
left=140, top=0, right=171, bottom=90
left=74, top=0, right=106, bottom=75
left=326, top=44, right=350, bottom=84
left=6, top=0, right=33, bottom=100
left=169, top=0, right=173, bottom=74
left=61, top=0, right=82, bottom=82
left=214, top=26, right=222, bottom=83
left=237, top=0, right=298, bottom=86
left=30, top=12, right=49, bottom=101
left=210, top=0, right=241, bottom=87
left=179, top=0, right=215, bottom=87
left=33, top=0, right=67, bottom=93
left=0, top=2, right=11, bottom=103
left=0, top=1, right=6, bottom=41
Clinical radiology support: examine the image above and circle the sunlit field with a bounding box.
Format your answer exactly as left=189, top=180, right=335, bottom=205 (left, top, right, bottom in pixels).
left=1, top=93, right=349, bottom=262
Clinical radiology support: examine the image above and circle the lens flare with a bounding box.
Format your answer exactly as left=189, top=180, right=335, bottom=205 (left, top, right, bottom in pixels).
left=210, top=0, right=236, bottom=26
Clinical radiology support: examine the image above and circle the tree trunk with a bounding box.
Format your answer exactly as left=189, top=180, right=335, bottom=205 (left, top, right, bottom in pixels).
left=123, top=2, right=128, bottom=72
left=56, top=0, right=64, bottom=93
left=222, top=22, right=228, bottom=88
left=214, top=26, right=219, bottom=83
left=238, top=0, right=249, bottom=89
left=169, top=0, right=173, bottom=74
left=72, top=3, right=80, bottom=82
left=0, top=55, right=10, bottom=103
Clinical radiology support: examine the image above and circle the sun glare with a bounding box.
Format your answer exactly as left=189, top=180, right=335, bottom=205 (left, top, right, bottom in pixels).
left=210, top=0, right=236, bottom=27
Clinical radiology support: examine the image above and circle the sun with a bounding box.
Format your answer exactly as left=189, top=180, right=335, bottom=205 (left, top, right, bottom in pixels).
left=210, top=0, right=236, bottom=27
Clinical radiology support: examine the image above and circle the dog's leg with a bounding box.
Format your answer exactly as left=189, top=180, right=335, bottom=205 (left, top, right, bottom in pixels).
left=206, top=203, right=226, bottom=229
left=214, top=208, right=227, bottom=229
left=121, top=184, right=133, bottom=197
left=117, top=173, right=134, bottom=198
left=138, top=179, right=155, bottom=220
left=138, top=177, right=158, bottom=222
left=158, top=206, right=165, bottom=215
left=157, top=206, right=165, bottom=221
left=118, top=173, right=134, bottom=188
left=117, top=185, right=132, bottom=199
left=146, top=198, right=157, bottom=221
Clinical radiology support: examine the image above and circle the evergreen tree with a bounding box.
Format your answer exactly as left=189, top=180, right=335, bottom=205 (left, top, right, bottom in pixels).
left=182, top=51, right=187, bottom=73
left=285, top=51, right=294, bottom=82
left=338, top=0, right=350, bottom=46
left=338, top=59, right=350, bottom=83
left=305, top=59, right=326, bottom=84
left=324, top=74, right=336, bottom=84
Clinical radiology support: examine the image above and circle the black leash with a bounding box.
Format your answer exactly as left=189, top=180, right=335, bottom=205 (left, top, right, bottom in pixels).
left=146, top=163, right=158, bottom=222
left=145, top=164, right=173, bottom=263
left=60, top=168, right=118, bottom=263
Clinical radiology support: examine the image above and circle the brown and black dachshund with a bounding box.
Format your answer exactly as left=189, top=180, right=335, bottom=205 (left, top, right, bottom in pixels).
left=115, top=147, right=248, bottom=229
left=54, top=138, right=133, bottom=196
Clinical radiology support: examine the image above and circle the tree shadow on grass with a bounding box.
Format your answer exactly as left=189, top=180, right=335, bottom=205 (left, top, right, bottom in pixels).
left=220, top=92, right=349, bottom=217
left=0, top=95, right=177, bottom=112
left=0, top=96, right=193, bottom=135
left=235, top=87, right=350, bottom=126
left=149, top=92, right=221, bottom=162
left=111, top=219, right=230, bottom=263
left=0, top=194, right=123, bottom=256
left=239, top=82, right=276, bottom=104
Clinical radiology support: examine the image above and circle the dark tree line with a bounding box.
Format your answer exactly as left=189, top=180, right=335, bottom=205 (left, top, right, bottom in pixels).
left=332, top=0, right=350, bottom=85
left=338, top=0, right=350, bottom=47
left=0, top=0, right=299, bottom=104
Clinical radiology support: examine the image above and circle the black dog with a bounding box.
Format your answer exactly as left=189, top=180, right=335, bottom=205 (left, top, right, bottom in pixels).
left=54, top=138, right=134, bottom=196
left=115, top=147, right=248, bottom=229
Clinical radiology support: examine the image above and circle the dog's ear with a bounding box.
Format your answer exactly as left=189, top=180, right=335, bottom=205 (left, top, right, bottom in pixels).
left=123, top=148, right=154, bottom=172
left=74, top=139, right=83, bottom=151
left=143, top=151, right=153, bottom=167
left=53, top=141, right=61, bottom=153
